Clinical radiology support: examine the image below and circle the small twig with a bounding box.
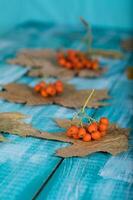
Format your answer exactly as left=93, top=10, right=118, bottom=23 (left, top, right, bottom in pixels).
left=81, top=89, right=95, bottom=113
left=80, top=17, right=90, bottom=30
left=72, top=89, right=95, bottom=124
left=79, top=17, right=93, bottom=50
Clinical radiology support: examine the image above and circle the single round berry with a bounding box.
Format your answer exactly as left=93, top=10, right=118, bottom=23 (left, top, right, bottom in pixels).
left=86, top=61, right=92, bottom=69
left=72, top=133, right=79, bottom=139
left=67, top=126, right=79, bottom=136
left=46, top=85, right=56, bottom=96
left=65, top=62, right=73, bottom=69
left=55, top=81, right=63, bottom=94
left=55, top=80, right=63, bottom=87
left=91, top=60, right=99, bottom=70
left=41, top=89, right=48, bottom=97
left=87, top=122, right=98, bottom=133
left=76, top=62, right=83, bottom=69
left=66, top=130, right=73, bottom=137
left=58, top=58, right=66, bottom=66
left=83, top=134, right=91, bottom=142
left=98, top=124, right=108, bottom=132
left=39, top=81, right=46, bottom=88
left=99, top=117, right=109, bottom=126
left=67, top=49, right=76, bottom=57
left=34, top=84, right=41, bottom=92
left=56, top=85, right=63, bottom=94
left=78, top=127, right=87, bottom=138
left=91, top=131, right=101, bottom=140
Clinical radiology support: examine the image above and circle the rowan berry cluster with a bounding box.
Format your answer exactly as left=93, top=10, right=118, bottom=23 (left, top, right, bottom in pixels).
left=66, top=117, right=109, bottom=142
left=57, top=50, right=99, bottom=70
left=34, top=80, right=63, bottom=97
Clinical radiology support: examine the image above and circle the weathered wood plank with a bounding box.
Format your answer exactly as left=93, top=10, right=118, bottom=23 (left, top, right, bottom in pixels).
left=36, top=74, right=133, bottom=200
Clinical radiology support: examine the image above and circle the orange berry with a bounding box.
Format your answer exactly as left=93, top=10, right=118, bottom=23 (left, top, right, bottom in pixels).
left=58, top=58, right=66, bottom=66
left=56, top=85, right=63, bottom=94
left=83, top=134, right=91, bottom=142
left=65, top=62, right=73, bottom=69
left=100, top=131, right=107, bottom=137
left=67, top=126, right=79, bottom=136
left=66, top=130, right=73, bottom=137
left=99, top=117, right=109, bottom=126
left=67, top=49, right=76, bottom=57
left=55, top=81, right=64, bottom=94
left=41, top=89, right=48, bottom=97
left=91, top=60, right=99, bottom=70
left=87, top=122, right=98, bottom=133
left=81, top=59, right=87, bottom=65
left=85, top=61, right=92, bottom=69
left=55, top=80, right=63, bottom=87
left=78, top=127, right=87, bottom=138
left=98, top=124, right=108, bottom=132
left=46, top=85, right=56, bottom=96
left=39, top=81, right=46, bottom=88
left=68, top=54, right=76, bottom=61
left=34, top=84, right=41, bottom=92
left=76, top=62, right=84, bottom=69
left=91, top=131, right=101, bottom=140
left=72, top=133, right=80, bottom=139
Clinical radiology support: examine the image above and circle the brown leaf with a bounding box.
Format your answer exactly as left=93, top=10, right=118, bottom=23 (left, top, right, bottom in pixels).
left=0, top=112, right=40, bottom=141
left=0, top=113, right=129, bottom=157
left=0, top=83, right=110, bottom=108
left=35, top=119, right=129, bottom=157
left=7, top=49, right=107, bottom=79
left=56, top=127, right=128, bottom=157
left=28, top=64, right=74, bottom=81
left=126, top=67, right=133, bottom=80
left=121, top=38, right=133, bottom=51
left=55, top=89, right=110, bottom=108
left=32, top=132, right=75, bottom=144
left=55, top=118, right=81, bottom=129
left=19, top=49, right=57, bottom=59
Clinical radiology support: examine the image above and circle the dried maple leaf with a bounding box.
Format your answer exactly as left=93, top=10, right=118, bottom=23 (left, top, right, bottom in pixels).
left=7, top=49, right=107, bottom=79
left=126, top=67, right=133, bottom=80
left=34, top=119, right=129, bottom=157
left=0, top=83, right=110, bottom=108
left=18, top=49, right=57, bottom=58
left=0, top=113, right=129, bottom=158
left=0, top=112, right=40, bottom=141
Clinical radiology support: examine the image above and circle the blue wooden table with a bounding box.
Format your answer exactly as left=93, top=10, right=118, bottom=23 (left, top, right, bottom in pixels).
left=0, top=22, right=133, bottom=200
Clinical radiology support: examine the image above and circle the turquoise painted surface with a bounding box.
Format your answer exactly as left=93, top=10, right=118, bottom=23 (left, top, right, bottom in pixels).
left=0, top=0, right=133, bottom=34
left=0, top=22, right=132, bottom=200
